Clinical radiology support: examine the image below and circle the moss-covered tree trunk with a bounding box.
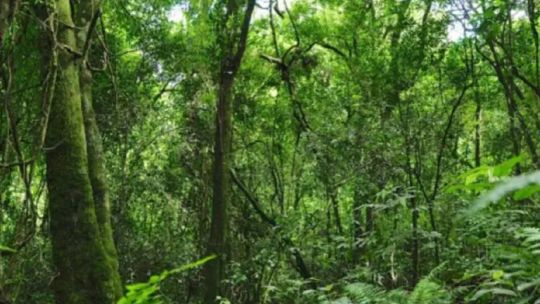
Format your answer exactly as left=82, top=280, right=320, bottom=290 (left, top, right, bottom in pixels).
left=44, top=0, right=121, bottom=302
left=75, top=0, right=123, bottom=297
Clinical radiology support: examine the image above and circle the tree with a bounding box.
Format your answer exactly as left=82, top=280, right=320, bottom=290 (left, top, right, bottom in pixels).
left=203, top=0, right=256, bottom=303
left=40, top=0, right=122, bottom=302
left=3, top=0, right=540, bottom=303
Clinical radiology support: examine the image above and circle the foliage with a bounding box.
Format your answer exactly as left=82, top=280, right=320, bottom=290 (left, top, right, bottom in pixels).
left=118, top=255, right=216, bottom=304
left=1, top=0, right=540, bottom=303
left=0, top=245, right=16, bottom=254
left=298, top=278, right=451, bottom=304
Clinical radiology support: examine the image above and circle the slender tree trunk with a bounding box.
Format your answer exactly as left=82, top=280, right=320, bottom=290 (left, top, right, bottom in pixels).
left=43, top=0, right=121, bottom=302
left=352, top=180, right=363, bottom=264
left=203, top=1, right=256, bottom=302
left=471, top=41, right=482, bottom=167
left=327, top=186, right=343, bottom=235
left=527, top=0, right=539, bottom=88
left=410, top=191, right=419, bottom=286
left=474, top=100, right=482, bottom=167
left=205, top=73, right=234, bottom=303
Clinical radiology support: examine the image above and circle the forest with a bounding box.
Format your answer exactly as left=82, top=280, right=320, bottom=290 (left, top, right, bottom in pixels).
left=1, top=0, right=540, bottom=303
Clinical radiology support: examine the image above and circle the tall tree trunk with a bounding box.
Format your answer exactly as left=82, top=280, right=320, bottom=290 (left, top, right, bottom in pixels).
left=43, top=0, right=121, bottom=302
left=203, top=1, right=256, bottom=303
left=75, top=0, right=123, bottom=297
left=205, top=73, right=234, bottom=303
left=527, top=0, right=539, bottom=88
left=471, top=41, right=482, bottom=167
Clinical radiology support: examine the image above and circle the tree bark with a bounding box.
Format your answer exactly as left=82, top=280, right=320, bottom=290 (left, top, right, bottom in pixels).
left=205, top=72, right=234, bottom=303
left=75, top=0, right=123, bottom=297
left=43, top=0, right=121, bottom=302
left=474, top=100, right=482, bottom=167
left=203, top=1, right=256, bottom=303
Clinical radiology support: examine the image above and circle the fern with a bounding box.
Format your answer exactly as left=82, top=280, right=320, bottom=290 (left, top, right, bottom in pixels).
left=326, top=280, right=449, bottom=304
left=343, top=283, right=387, bottom=303
left=409, top=279, right=451, bottom=304
left=514, top=228, right=540, bottom=296
left=465, top=227, right=540, bottom=302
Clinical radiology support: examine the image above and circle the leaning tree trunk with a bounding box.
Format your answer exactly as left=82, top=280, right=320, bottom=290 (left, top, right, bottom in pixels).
left=43, top=0, right=121, bottom=302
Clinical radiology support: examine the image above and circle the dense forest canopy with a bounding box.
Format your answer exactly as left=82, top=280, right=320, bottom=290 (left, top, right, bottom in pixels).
left=1, top=0, right=540, bottom=303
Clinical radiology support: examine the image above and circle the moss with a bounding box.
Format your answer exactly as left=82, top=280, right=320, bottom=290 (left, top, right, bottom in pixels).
left=75, top=0, right=122, bottom=294
left=44, top=0, right=121, bottom=303
left=80, top=65, right=123, bottom=300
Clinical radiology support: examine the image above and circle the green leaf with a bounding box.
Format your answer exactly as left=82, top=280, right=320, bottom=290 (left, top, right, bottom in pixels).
left=470, top=289, right=491, bottom=301
left=492, top=270, right=504, bottom=280
left=126, top=283, right=151, bottom=292
left=517, top=280, right=540, bottom=291
left=513, top=185, right=540, bottom=200
left=490, top=287, right=517, bottom=297
left=169, top=255, right=217, bottom=275
left=465, top=170, right=540, bottom=216
left=323, top=284, right=334, bottom=292
left=119, top=256, right=216, bottom=303
left=493, top=155, right=524, bottom=177
left=462, top=166, right=491, bottom=184
left=0, top=245, right=16, bottom=254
